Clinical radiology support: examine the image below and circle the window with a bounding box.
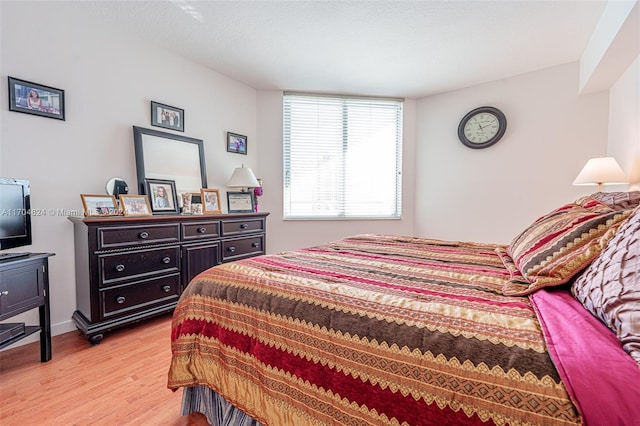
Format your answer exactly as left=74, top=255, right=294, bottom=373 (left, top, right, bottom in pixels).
left=283, top=93, right=403, bottom=220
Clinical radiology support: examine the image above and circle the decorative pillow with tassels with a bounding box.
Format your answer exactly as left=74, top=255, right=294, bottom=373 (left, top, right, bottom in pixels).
left=502, top=196, right=633, bottom=296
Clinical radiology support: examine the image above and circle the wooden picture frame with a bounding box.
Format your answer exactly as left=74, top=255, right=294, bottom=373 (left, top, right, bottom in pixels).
left=227, top=191, right=254, bottom=213
left=8, top=76, right=65, bottom=120
left=80, top=194, right=119, bottom=217
left=201, top=189, right=222, bottom=214
left=119, top=195, right=152, bottom=216
left=151, top=101, right=184, bottom=132
left=227, top=132, right=247, bottom=155
left=144, top=178, right=179, bottom=215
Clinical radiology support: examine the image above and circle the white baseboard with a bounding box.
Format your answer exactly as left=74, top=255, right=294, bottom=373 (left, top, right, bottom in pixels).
left=53, top=319, right=78, bottom=336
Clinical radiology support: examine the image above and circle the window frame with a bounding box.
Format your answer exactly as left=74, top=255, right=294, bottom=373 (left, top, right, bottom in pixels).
left=283, top=92, right=403, bottom=220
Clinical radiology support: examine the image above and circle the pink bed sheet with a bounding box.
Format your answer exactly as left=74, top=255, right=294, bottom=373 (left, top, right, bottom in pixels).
left=531, top=288, right=640, bottom=425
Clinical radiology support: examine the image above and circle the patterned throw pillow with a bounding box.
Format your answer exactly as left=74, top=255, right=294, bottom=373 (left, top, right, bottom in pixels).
left=503, top=197, right=633, bottom=296
left=572, top=205, right=640, bottom=364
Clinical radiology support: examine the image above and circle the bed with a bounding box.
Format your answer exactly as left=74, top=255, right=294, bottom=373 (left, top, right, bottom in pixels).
left=168, top=193, right=640, bottom=425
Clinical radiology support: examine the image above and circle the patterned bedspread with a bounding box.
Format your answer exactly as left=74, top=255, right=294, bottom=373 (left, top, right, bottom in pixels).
left=168, top=234, right=580, bottom=425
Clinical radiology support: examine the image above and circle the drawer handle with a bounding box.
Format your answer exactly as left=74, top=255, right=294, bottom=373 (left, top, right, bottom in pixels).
left=162, top=256, right=171, bottom=264
left=251, top=242, right=260, bottom=248
left=162, top=285, right=172, bottom=293
left=115, top=264, right=125, bottom=272
left=0, top=290, right=8, bottom=297
left=139, top=231, right=149, bottom=239
left=227, top=246, right=236, bottom=253
left=116, top=296, right=126, bottom=304
left=197, top=227, right=207, bottom=234
left=240, top=223, right=248, bottom=229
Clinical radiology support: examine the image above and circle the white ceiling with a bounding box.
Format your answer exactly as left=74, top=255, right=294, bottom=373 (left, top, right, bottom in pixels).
left=79, top=0, right=608, bottom=98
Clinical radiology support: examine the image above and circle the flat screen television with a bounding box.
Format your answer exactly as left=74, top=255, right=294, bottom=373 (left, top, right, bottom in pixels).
left=0, top=177, right=32, bottom=250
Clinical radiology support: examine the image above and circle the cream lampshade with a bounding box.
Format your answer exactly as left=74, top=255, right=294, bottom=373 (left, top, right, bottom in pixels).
left=227, top=164, right=260, bottom=192
left=572, top=157, right=628, bottom=192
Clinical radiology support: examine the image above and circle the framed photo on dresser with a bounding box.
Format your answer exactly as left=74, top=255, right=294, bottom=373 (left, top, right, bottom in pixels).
left=227, top=191, right=254, bottom=213
left=201, top=189, right=222, bottom=214
left=144, top=178, right=179, bottom=215
left=120, top=195, right=152, bottom=216
left=80, top=194, right=119, bottom=217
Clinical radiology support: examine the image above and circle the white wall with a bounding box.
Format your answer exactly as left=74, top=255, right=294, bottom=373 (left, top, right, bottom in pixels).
left=607, top=56, right=640, bottom=189
left=256, top=91, right=416, bottom=254
left=415, top=62, right=609, bottom=244
left=1, top=2, right=258, bottom=341
left=579, top=0, right=639, bottom=93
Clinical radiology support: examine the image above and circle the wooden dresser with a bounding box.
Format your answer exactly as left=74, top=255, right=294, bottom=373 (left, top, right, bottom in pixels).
left=69, top=212, right=268, bottom=344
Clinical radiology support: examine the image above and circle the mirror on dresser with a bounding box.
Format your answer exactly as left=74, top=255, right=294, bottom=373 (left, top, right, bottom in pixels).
left=132, top=126, right=207, bottom=196
left=105, top=177, right=129, bottom=198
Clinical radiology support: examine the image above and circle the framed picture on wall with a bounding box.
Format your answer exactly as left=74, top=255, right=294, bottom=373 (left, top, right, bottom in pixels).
left=227, top=132, right=247, bottom=155
left=144, top=178, right=179, bottom=215
left=151, top=101, right=184, bottom=132
left=8, top=76, right=65, bottom=120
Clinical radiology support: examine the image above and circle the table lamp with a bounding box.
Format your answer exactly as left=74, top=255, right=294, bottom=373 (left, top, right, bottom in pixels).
left=572, top=157, right=628, bottom=192
left=227, top=164, right=260, bottom=192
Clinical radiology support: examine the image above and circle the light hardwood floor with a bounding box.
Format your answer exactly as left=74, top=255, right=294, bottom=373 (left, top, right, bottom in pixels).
left=0, top=314, right=202, bottom=425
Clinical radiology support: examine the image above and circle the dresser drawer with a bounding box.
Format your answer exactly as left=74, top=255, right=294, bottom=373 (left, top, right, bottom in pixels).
left=182, top=220, right=220, bottom=241
left=97, top=224, right=180, bottom=250
left=99, top=246, right=180, bottom=286
left=101, top=274, right=180, bottom=317
left=221, top=218, right=265, bottom=237
left=221, top=236, right=265, bottom=262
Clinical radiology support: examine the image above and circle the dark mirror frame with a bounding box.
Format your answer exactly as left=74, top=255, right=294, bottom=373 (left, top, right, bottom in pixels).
left=132, top=126, right=207, bottom=196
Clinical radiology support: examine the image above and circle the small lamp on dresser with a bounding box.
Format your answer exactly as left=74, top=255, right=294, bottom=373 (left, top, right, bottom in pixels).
left=227, top=164, right=260, bottom=192
left=573, top=157, right=628, bottom=192
left=227, top=164, right=260, bottom=212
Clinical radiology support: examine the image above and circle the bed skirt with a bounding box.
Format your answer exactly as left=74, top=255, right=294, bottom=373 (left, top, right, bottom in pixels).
left=181, top=386, right=263, bottom=426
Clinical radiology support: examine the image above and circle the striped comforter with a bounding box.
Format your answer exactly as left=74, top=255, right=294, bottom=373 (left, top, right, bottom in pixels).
left=168, top=234, right=581, bottom=425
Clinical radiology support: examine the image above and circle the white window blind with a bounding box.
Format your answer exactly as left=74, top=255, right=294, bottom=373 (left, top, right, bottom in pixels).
left=283, top=93, right=403, bottom=219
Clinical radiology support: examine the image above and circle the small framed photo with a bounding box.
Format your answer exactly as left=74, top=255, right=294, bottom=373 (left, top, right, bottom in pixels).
left=119, top=195, right=152, bottom=216
left=8, top=76, right=65, bottom=120
left=227, top=132, right=247, bottom=155
left=201, top=189, right=222, bottom=214
left=80, top=194, right=119, bottom=217
left=190, top=193, right=203, bottom=214
left=151, top=101, right=184, bottom=132
left=144, top=178, right=179, bottom=215
left=227, top=191, right=255, bottom=213
left=190, top=193, right=202, bottom=204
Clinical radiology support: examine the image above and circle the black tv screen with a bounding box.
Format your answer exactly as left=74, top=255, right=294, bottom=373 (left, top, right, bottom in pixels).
left=0, top=178, right=32, bottom=250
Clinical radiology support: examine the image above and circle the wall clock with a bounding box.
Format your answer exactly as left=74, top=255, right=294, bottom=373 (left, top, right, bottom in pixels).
left=457, top=106, right=507, bottom=149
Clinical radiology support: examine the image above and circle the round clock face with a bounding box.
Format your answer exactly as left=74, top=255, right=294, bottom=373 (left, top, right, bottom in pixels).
left=457, top=106, right=507, bottom=149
